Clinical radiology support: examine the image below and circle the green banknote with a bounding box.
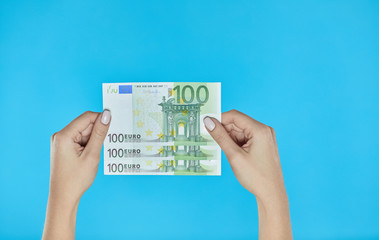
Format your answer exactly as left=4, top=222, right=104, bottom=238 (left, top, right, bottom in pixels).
left=103, top=82, right=221, bottom=175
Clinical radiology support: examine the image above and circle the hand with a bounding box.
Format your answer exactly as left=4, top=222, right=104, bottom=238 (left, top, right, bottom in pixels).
left=43, top=110, right=111, bottom=240
left=203, top=110, right=292, bottom=240
left=203, top=109, right=286, bottom=202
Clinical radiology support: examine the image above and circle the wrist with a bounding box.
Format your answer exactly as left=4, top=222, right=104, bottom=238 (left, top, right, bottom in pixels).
left=255, top=193, right=293, bottom=240
left=256, top=194, right=289, bottom=215
left=43, top=194, right=79, bottom=240
left=46, top=191, right=80, bottom=224
left=48, top=183, right=82, bottom=209
left=255, top=187, right=290, bottom=216
left=48, top=195, right=79, bottom=208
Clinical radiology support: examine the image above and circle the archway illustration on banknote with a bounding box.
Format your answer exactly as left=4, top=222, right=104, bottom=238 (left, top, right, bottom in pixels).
left=158, top=96, right=211, bottom=173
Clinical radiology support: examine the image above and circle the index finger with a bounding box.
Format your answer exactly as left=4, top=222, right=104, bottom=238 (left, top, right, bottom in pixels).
left=60, top=111, right=100, bottom=137
left=222, top=110, right=266, bottom=134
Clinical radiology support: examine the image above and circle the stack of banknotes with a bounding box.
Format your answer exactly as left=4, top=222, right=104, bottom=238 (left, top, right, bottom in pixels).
left=102, top=82, right=221, bottom=175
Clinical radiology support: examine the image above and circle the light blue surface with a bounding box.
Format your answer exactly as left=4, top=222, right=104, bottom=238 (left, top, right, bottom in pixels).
left=0, top=1, right=378, bottom=239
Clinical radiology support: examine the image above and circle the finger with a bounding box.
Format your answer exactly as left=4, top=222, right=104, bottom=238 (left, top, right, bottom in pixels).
left=61, top=111, right=100, bottom=137
left=270, top=126, right=279, bottom=153
left=224, top=122, right=244, bottom=133
left=224, top=124, right=246, bottom=146
left=82, top=110, right=111, bottom=160
left=222, top=110, right=267, bottom=138
left=79, top=123, right=94, bottom=146
left=203, top=116, right=244, bottom=161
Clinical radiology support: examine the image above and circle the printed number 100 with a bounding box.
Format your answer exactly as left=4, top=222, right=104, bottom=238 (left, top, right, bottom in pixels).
left=173, top=85, right=209, bottom=104
left=107, top=163, right=124, bottom=173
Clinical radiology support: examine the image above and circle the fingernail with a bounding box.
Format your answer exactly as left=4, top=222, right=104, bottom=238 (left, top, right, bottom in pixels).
left=203, top=117, right=215, bottom=131
left=101, top=110, right=111, bottom=125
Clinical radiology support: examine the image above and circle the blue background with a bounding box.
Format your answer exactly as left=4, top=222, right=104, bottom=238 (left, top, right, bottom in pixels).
left=0, top=1, right=378, bottom=239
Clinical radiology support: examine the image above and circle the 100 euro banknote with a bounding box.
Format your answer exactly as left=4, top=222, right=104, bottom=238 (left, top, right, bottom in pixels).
left=103, top=82, right=221, bottom=175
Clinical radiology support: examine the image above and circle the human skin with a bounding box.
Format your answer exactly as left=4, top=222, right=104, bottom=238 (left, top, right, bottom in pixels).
left=42, top=109, right=292, bottom=240
left=203, top=110, right=293, bottom=240
left=42, top=110, right=111, bottom=240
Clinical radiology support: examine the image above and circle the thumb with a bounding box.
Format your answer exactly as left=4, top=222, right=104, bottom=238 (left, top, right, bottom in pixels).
left=203, top=116, right=243, bottom=162
left=83, top=110, right=111, bottom=160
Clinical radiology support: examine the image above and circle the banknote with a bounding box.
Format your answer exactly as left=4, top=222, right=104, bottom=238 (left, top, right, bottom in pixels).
left=103, top=82, right=221, bottom=175
left=105, top=143, right=219, bottom=160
